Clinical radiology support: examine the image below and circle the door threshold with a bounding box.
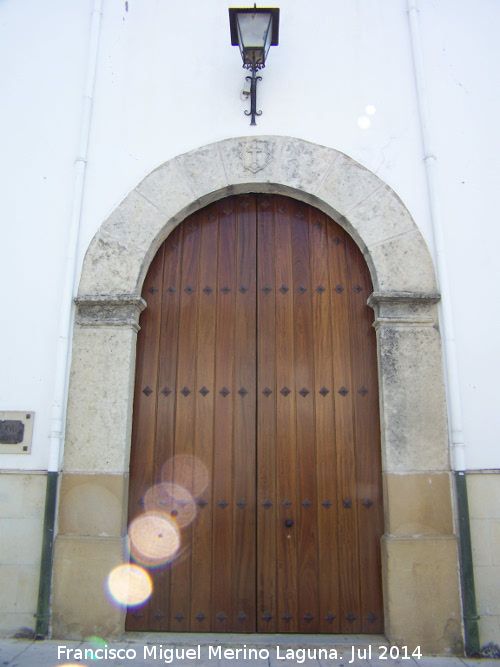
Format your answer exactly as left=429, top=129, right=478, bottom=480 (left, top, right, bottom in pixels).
left=122, top=633, right=388, bottom=648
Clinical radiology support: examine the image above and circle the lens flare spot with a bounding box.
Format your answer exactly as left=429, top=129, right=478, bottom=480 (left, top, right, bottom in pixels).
left=357, top=116, right=371, bottom=129
left=161, top=455, right=209, bottom=499
left=86, top=635, right=107, bottom=650
left=365, top=104, right=376, bottom=115
left=144, top=482, right=196, bottom=528
left=128, top=512, right=180, bottom=567
left=107, top=563, right=152, bottom=606
left=86, top=636, right=106, bottom=644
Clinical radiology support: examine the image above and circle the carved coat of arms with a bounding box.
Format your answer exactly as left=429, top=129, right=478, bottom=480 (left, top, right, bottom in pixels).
left=240, top=139, right=272, bottom=174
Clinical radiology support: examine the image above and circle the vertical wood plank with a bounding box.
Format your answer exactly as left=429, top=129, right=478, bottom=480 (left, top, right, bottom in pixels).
left=211, top=200, right=237, bottom=632
left=309, top=210, right=341, bottom=633
left=232, top=195, right=257, bottom=632
left=274, top=196, right=298, bottom=633
left=153, top=226, right=184, bottom=632
left=189, top=205, right=218, bottom=632
left=345, top=235, right=384, bottom=634
left=168, top=214, right=201, bottom=631
left=256, top=195, right=277, bottom=633
left=292, top=202, right=319, bottom=633
left=125, top=244, right=165, bottom=632
left=327, top=224, right=362, bottom=634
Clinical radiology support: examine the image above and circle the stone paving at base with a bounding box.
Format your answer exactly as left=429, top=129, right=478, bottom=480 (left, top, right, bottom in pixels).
left=0, top=637, right=498, bottom=667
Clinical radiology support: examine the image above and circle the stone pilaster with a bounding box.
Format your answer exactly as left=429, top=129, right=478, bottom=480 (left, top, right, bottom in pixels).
left=64, top=295, right=145, bottom=475
left=369, top=291, right=463, bottom=654
left=52, top=296, right=146, bottom=639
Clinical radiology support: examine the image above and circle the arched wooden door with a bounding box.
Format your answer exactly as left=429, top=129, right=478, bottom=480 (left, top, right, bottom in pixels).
left=125, top=194, right=384, bottom=634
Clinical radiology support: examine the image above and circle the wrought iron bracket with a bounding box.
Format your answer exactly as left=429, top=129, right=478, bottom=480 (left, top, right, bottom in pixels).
left=245, top=64, right=263, bottom=126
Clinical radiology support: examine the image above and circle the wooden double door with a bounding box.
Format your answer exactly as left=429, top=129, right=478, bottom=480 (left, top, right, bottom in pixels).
left=126, top=194, right=383, bottom=634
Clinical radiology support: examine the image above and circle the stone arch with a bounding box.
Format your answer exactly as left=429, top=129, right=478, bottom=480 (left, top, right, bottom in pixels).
left=52, top=137, right=463, bottom=654
left=78, top=136, right=436, bottom=297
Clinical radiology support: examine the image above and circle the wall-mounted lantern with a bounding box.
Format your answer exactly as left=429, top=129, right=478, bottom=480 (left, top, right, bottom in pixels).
left=229, top=4, right=280, bottom=125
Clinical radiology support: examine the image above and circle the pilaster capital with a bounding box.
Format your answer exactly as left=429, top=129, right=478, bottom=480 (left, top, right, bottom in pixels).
left=368, top=291, right=440, bottom=328
left=75, top=295, right=146, bottom=330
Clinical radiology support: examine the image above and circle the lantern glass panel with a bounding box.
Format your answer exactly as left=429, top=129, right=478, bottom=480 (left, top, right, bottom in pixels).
left=236, top=11, right=273, bottom=66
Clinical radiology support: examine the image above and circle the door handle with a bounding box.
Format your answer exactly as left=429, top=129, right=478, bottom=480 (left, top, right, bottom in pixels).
left=285, top=519, right=293, bottom=528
